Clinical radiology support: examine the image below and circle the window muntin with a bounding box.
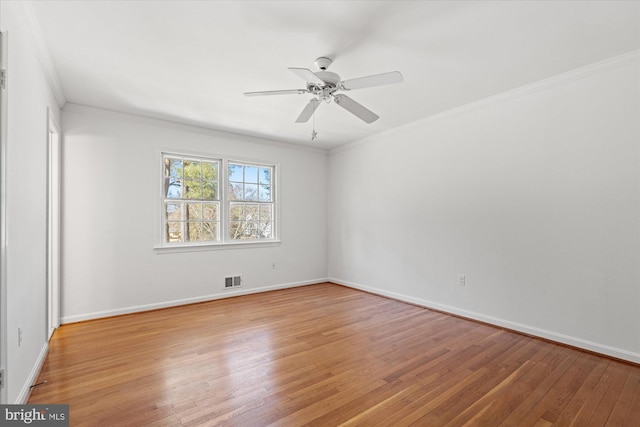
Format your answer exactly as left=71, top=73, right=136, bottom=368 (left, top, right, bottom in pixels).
left=228, top=162, right=274, bottom=240
left=163, top=155, right=220, bottom=243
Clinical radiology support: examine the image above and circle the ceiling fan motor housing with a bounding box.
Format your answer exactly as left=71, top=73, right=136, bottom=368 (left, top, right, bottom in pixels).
left=314, top=71, right=340, bottom=87
left=307, top=70, right=341, bottom=100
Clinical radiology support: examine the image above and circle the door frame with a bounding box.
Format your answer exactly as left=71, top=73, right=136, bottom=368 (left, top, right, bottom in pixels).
left=0, top=29, right=9, bottom=404
left=46, top=108, right=61, bottom=340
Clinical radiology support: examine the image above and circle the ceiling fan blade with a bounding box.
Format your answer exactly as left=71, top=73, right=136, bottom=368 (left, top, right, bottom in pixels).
left=288, top=68, right=325, bottom=85
left=341, top=71, right=404, bottom=90
left=295, top=99, right=321, bottom=123
left=334, top=94, right=379, bottom=124
left=244, top=89, right=307, bottom=97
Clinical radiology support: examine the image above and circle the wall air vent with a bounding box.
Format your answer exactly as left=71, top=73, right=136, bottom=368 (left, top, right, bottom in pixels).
left=224, top=276, right=242, bottom=289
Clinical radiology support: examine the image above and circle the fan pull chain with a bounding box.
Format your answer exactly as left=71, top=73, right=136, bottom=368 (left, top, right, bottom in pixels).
left=311, top=103, right=318, bottom=140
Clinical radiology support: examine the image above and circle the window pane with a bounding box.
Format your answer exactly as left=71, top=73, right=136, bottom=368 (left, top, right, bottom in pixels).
left=165, top=158, right=182, bottom=178
left=203, top=181, right=218, bottom=200
left=167, top=222, right=183, bottom=243
left=165, top=176, right=182, bottom=198
left=259, top=185, right=271, bottom=202
left=202, top=162, right=218, bottom=180
left=229, top=182, right=243, bottom=201
left=184, top=179, right=202, bottom=199
left=229, top=221, right=243, bottom=240
left=203, top=203, right=218, bottom=221
left=186, top=203, right=201, bottom=221
left=259, top=222, right=272, bottom=238
left=230, top=203, right=244, bottom=221
left=184, top=160, right=201, bottom=179
left=245, top=204, right=259, bottom=220
left=244, top=166, right=258, bottom=183
left=244, top=184, right=258, bottom=201
left=166, top=202, right=183, bottom=222
left=202, top=222, right=218, bottom=241
left=259, top=167, right=271, bottom=185
left=245, top=221, right=259, bottom=238
left=187, top=222, right=202, bottom=241
left=259, top=204, right=272, bottom=222
left=229, top=164, right=243, bottom=182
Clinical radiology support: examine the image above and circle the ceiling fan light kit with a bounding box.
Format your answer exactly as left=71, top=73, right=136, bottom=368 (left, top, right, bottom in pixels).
left=244, top=57, right=404, bottom=139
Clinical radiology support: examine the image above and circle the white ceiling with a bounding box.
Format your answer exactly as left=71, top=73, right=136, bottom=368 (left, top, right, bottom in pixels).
left=30, top=0, right=639, bottom=150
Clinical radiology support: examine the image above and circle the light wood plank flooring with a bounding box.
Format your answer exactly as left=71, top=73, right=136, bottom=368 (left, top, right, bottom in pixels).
left=29, top=283, right=640, bottom=426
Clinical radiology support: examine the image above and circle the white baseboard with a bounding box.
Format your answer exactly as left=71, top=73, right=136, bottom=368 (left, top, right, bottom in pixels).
left=61, top=278, right=328, bottom=324
left=15, top=342, right=48, bottom=404
left=330, top=277, right=640, bottom=364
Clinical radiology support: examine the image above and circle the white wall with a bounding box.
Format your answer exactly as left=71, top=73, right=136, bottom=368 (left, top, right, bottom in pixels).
left=1, top=2, right=62, bottom=403
left=328, top=53, right=640, bottom=363
left=61, top=104, right=328, bottom=322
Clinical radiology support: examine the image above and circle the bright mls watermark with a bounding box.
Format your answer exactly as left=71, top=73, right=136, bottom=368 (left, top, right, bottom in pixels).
left=0, top=405, right=68, bottom=426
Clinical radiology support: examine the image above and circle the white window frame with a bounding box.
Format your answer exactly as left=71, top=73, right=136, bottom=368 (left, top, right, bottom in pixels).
left=155, top=150, right=280, bottom=253
left=226, top=159, right=276, bottom=241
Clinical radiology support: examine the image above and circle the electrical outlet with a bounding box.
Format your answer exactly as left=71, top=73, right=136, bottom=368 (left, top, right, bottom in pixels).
left=458, top=274, right=466, bottom=287
left=18, top=326, right=23, bottom=347
left=271, top=260, right=277, bottom=269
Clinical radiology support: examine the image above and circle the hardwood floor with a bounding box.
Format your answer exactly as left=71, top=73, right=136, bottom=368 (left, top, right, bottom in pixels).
left=29, top=283, right=639, bottom=426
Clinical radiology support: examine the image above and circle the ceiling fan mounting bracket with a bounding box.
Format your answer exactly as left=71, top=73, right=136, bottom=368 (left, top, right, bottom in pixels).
left=314, top=57, right=332, bottom=71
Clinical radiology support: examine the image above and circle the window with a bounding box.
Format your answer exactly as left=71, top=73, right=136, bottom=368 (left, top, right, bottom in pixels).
left=163, top=154, right=220, bottom=243
left=228, top=162, right=274, bottom=240
left=161, top=153, right=276, bottom=247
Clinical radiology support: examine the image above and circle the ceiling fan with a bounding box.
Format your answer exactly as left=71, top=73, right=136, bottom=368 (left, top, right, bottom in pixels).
left=244, top=57, right=403, bottom=124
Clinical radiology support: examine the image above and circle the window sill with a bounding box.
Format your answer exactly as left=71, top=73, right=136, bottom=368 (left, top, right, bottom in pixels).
left=154, top=240, right=281, bottom=254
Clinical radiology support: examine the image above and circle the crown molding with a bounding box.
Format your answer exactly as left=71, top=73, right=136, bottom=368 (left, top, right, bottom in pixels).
left=16, top=1, right=66, bottom=107
left=332, top=49, right=640, bottom=155
left=62, top=103, right=329, bottom=155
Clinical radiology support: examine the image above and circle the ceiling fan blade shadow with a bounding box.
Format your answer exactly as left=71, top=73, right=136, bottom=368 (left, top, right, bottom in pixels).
left=334, top=95, right=379, bottom=124
left=341, top=71, right=403, bottom=90
left=295, top=99, right=321, bottom=123
left=244, top=89, right=307, bottom=96
left=288, top=68, right=325, bottom=85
